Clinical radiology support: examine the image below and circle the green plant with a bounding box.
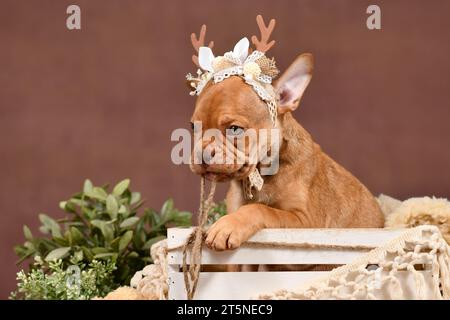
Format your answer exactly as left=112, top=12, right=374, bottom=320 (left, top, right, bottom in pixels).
left=207, top=201, right=227, bottom=226
left=11, top=256, right=116, bottom=300
left=14, top=179, right=192, bottom=287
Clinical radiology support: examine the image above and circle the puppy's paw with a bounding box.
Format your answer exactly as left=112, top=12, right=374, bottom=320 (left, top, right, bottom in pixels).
left=205, top=214, right=253, bottom=251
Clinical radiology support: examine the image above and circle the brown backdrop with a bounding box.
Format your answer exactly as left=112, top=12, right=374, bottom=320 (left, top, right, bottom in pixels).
left=1, top=0, right=450, bottom=298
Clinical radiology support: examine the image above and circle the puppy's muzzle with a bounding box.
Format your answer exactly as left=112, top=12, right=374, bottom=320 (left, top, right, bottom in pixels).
left=190, top=138, right=252, bottom=181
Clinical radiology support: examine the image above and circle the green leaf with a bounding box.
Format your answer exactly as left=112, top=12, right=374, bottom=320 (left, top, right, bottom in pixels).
left=130, top=192, right=141, bottom=205
left=127, top=251, right=139, bottom=258
left=94, top=252, right=117, bottom=260
left=66, top=221, right=84, bottom=227
left=64, top=230, right=72, bottom=245
left=82, top=247, right=94, bottom=260
left=90, top=219, right=105, bottom=229
left=142, top=256, right=153, bottom=263
left=39, top=214, right=61, bottom=238
left=133, top=218, right=146, bottom=248
left=91, top=220, right=114, bottom=242
left=160, top=199, right=174, bottom=218
left=85, top=187, right=108, bottom=201
left=119, top=231, right=133, bottom=252
left=68, top=198, right=88, bottom=207
left=142, top=235, right=166, bottom=250
left=59, top=201, right=67, bottom=210
left=70, top=227, right=84, bottom=243
left=39, top=226, right=49, bottom=234
left=23, top=226, right=33, bottom=241
left=109, top=236, right=120, bottom=251
left=117, top=264, right=130, bottom=282
left=39, top=239, right=58, bottom=251
left=24, top=241, right=35, bottom=250
left=171, top=211, right=192, bottom=226
left=148, top=209, right=161, bottom=225
left=63, top=201, right=76, bottom=213
left=106, top=195, right=118, bottom=219
left=119, top=217, right=140, bottom=229
left=53, top=237, right=68, bottom=246
left=112, top=179, right=130, bottom=196
left=83, top=179, right=93, bottom=193
left=118, top=205, right=127, bottom=215
left=45, top=247, right=71, bottom=261
left=14, top=245, right=27, bottom=256
left=81, top=206, right=95, bottom=219
left=92, top=247, right=109, bottom=254
left=15, top=249, right=35, bottom=264
left=74, top=250, right=83, bottom=262
left=139, top=228, right=146, bottom=243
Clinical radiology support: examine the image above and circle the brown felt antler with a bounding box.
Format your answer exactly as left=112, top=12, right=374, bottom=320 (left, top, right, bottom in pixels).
left=191, top=25, right=214, bottom=67
left=251, top=15, right=276, bottom=53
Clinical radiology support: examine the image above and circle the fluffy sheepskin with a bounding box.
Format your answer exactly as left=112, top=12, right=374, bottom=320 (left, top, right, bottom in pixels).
left=99, top=286, right=145, bottom=300
left=378, top=194, right=450, bottom=243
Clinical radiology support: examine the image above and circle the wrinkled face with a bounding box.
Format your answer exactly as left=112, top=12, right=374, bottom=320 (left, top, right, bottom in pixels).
left=190, top=76, right=278, bottom=182
left=188, top=53, right=314, bottom=181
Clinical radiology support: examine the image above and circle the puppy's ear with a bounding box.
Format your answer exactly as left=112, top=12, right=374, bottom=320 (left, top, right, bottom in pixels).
left=274, top=53, right=313, bottom=114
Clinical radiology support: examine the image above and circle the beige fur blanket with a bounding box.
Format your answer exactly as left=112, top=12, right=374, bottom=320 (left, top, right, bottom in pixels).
left=379, top=194, right=450, bottom=243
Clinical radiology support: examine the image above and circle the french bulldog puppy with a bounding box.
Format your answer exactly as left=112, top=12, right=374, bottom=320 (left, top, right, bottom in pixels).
left=189, top=53, right=384, bottom=251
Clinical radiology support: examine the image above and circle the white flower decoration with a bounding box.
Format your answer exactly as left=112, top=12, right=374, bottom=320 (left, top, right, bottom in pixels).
left=243, top=61, right=261, bottom=80
left=198, top=47, right=215, bottom=72
left=198, top=37, right=250, bottom=72
left=231, top=37, right=250, bottom=64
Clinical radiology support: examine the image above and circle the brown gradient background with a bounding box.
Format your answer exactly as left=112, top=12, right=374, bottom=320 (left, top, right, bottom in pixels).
left=1, top=0, right=449, bottom=298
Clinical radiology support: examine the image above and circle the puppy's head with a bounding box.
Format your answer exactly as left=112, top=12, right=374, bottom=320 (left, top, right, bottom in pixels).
left=189, top=54, right=314, bottom=182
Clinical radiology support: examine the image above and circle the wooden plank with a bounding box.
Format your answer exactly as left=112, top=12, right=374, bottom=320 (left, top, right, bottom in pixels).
left=168, top=271, right=326, bottom=300
left=167, top=227, right=405, bottom=265
left=169, top=246, right=371, bottom=265
left=168, top=227, right=405, bottom=248
left=168, top=270, right=434, bottom=300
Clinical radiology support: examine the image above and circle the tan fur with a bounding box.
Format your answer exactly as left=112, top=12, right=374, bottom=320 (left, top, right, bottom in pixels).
left=190, top=55, right=384, bottom=251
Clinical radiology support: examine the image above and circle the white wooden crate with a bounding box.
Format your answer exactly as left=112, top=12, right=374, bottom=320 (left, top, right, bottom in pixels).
left=167, top=227, right=434, bottom=300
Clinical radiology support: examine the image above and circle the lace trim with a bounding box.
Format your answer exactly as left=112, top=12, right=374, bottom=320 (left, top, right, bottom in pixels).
left=245, top=79, right=278, bottom=126
left=257, top=74, right=272, bottom=84
left=213, top=66, right=243, bottom=83
left=242, top=168, right=264, bottom=200
left=245, top=50, right=265, bottom=63
left=224, top=52, right=242, bottom=65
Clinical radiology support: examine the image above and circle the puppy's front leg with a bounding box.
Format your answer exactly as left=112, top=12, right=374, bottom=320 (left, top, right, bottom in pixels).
left=205, top=203, right=304, bottom=251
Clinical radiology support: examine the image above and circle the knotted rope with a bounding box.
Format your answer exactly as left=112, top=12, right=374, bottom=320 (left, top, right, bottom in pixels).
left=182, top=176, right=217, bottom=300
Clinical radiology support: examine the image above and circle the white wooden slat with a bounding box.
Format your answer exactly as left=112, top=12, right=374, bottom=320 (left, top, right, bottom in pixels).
left=168, top=271, right=326, bottom=300
left=168, top=227, right=405, bottom=248
left=169, top=246, right=370, bottom=265
left=168, top=270, right=434, bottom=300
left=167, top=227, right=405, bottom=265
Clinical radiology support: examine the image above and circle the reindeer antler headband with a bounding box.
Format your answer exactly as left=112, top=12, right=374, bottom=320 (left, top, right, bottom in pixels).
left=186, top=15, right=279, bottom=126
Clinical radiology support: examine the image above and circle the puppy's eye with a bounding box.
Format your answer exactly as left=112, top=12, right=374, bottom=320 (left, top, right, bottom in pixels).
left=228, top=125, right=244, bottom=136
